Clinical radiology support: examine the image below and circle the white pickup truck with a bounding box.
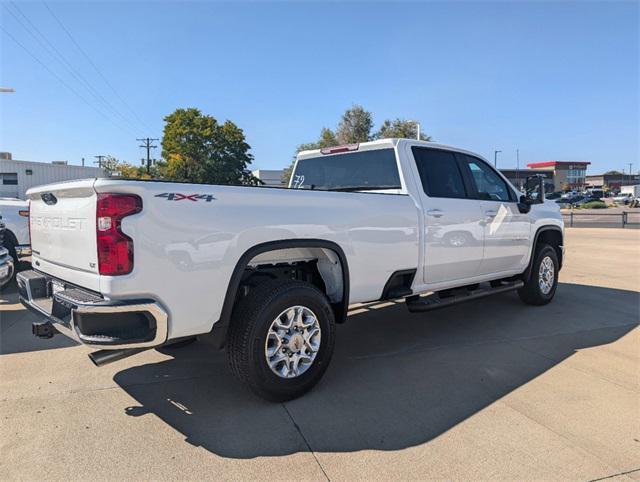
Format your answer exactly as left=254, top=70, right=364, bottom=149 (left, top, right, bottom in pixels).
left=19, top=139, right=564, bottom=401
left=0, top=198, right=31, bottom=263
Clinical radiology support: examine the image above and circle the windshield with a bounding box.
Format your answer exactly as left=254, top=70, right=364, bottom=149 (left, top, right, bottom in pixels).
left=291, top=148, right=402, bottom=191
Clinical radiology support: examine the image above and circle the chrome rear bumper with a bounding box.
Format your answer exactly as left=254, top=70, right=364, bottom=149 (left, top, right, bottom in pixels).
left=17, top=270, right=168, bottom=349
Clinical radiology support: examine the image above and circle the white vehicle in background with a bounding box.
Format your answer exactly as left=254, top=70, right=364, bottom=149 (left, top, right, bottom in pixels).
left=19, top=139, right=564, bottom=401
left=0, top=198, right=30, bottom=263
left=0, top=218, right=15, bottom=288
left=619, top=185, right=640, bottom=206
left=612, top=192, right=634, bottom=205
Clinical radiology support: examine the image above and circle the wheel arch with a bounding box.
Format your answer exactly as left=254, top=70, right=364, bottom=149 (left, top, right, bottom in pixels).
left=208, top=239, right=350, bottom=348
left=523, top=225, right=563, bottom=280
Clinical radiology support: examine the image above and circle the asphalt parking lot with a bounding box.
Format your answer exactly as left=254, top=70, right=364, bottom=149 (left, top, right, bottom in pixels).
left=1, top=228, right=638, bottom=480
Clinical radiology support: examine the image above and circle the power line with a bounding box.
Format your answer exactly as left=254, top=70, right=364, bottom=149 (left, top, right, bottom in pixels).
left=4, top=2, right=138, bottom=135
left=0, top=25, right=131, bottom=136
left=137, top=138, right=159, bottom=174
left=43, top=1, right=151, bottom=132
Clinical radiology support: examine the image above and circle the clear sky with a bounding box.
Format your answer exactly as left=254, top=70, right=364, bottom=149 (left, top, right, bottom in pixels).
left=1, top=1, right=638, bottom=174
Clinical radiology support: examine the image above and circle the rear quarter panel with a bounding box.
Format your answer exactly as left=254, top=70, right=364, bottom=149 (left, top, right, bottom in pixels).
left=94, top=179, right=419, bottom=339
left=0, top=200, right=30, bottom=245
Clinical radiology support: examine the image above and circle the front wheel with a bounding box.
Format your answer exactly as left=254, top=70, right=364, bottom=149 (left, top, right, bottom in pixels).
left=226, top=280, right=336, bottom=402
left=518, top=244, right=559, bottom=305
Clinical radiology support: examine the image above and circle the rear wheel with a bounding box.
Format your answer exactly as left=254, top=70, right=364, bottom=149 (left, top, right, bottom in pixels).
left=518, top=244, right=559, bottom=305
left=226, top=280, right=336, bottom=402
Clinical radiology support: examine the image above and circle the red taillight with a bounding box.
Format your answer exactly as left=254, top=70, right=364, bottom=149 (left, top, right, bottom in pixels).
left=96, top=193, right=142, bottom=275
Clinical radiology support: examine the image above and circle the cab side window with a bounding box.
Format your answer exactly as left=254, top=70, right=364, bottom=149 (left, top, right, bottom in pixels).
left=412, top=147, right=468, bottom=199
left=462, top=155, right=513, bottom=202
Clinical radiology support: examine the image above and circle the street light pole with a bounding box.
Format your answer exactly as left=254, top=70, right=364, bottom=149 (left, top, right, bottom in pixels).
left=494, top=150, right=502, bottom=168
left=407, top=120, right=421, bottom=140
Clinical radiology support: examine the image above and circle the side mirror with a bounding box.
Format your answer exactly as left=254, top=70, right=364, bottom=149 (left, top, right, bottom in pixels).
left=524, top=175, right=544, bottom=204
left=518, top=175, right=544, bottom=213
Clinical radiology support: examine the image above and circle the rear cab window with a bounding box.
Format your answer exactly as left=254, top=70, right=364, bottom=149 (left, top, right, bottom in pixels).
left=292, top=148, right=402, bottom=192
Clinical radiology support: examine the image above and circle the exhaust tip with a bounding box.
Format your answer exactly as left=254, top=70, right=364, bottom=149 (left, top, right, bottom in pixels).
left=88, top=348, right=147, bottom=367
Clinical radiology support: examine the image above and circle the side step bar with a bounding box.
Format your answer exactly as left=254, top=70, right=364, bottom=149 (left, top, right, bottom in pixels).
left=405, top=281, right=524, bottom=313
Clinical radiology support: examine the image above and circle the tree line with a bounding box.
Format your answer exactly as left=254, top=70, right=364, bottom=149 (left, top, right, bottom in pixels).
left=104, top=105, right=430, bottom=185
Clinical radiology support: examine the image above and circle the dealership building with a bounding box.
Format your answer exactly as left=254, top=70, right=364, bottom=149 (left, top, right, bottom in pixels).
left=525, top=161, right=590, bottom=191
left=0, top=153, right=106, bottom=199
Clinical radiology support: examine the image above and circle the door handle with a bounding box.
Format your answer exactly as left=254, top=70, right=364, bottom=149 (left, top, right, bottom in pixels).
left=485, top=210, right=498, bottom=218
left=426, top=209, right=444, bottom=218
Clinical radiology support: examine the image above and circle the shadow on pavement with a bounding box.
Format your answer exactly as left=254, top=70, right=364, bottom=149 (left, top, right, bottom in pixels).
left=114, top=282, right=639, bottom=458
left=0, top=282, right=78, bottom=355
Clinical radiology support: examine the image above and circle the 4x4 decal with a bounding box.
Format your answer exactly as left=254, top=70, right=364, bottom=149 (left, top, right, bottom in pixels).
left=155, top=193, right=216, bottom=202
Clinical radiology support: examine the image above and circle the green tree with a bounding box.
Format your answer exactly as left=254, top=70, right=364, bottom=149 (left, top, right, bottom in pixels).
left=161, top=108, right=260, bottom=185
left=335, top=104, right=374, bottom=144
left=283, top=105, right=432, bottom=185
left=375, top=118, right=432, bottom=141
left=100, top=155, right=121, bottom=175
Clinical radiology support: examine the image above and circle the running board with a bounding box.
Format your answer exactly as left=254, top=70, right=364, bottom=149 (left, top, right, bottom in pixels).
left=405, top=281, right=524, bottom=313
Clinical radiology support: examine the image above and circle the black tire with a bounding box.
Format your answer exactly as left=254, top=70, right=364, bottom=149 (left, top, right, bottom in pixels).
left=226, top=279, right=336, bottom=402
left=3, top=236, right=18, bottom=278
left=518, top=244, right=559, bottom=306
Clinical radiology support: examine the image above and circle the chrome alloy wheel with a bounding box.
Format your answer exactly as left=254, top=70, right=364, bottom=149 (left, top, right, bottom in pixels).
left=265, top=306, right=321, bottom=378
left=538, top=256, right=555, bottom=295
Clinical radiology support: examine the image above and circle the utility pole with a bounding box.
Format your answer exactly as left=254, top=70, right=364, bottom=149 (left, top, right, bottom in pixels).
left=137, top=137, right=159, bottom=174
left=81, top=157, right=85, bottom=167
left=494, top=150, right=501, bottom=168
left=94, top=155, right=106, bottom=169
left=629, top=163, right=633, bottom=181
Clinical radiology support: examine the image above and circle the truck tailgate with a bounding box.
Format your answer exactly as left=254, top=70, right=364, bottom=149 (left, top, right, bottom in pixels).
left=28, top=180, right=100, bottom=289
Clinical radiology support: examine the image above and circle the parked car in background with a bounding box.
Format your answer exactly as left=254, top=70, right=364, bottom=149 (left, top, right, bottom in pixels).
left=0, top=198, right=30, bottom=264
left=572, top=196, right=597, bottom=208
left=584, top=189, right=604, bottom=200
left=612, top=193, right=633, bottom=205
left=545, top=192, right=562, bottom=200
left=556, top=196, right=578, bottom=208
left=561, top=191, right=578, bottom=199
left=0, top=219, right=15, bottom=288
left=619, top=185, right=640, bottom=206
